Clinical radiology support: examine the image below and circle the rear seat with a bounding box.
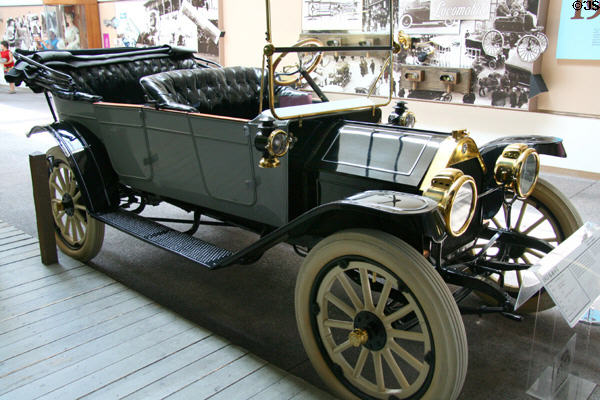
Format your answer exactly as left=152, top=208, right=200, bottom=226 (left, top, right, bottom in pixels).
left=140, top=67, right=311, bottom=119
left=64, top=57, right=201, bottom=104
left=9, top=46, right=208, bottom=104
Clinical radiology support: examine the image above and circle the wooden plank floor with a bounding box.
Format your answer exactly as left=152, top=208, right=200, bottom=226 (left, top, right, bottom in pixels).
left=0, top=221, right=336, bottom=400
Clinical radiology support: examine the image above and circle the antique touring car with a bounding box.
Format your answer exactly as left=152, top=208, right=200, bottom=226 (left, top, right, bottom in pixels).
left=7, top=2, right=582, bottom=399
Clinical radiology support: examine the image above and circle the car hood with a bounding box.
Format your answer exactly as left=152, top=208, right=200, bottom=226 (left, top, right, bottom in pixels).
left=320, top=121, right=448, bottom=187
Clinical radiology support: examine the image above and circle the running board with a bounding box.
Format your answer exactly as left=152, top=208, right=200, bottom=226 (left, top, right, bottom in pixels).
left=93, top=209, right=232, bottom=269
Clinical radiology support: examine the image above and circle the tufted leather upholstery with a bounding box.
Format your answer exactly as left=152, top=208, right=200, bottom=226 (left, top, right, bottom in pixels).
left=9, top=46, right=218, bottom=103
left=140, top=66, right=309, bottom=119
left=62, top=57, right=201, bottom=104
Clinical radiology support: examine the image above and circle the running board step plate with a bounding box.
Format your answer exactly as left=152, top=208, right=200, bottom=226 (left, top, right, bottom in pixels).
left=93, top=209, right=232, bottom=269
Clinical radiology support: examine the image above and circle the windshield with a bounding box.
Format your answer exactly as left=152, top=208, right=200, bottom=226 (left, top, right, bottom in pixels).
left=261, top=0, right=397, bottom=120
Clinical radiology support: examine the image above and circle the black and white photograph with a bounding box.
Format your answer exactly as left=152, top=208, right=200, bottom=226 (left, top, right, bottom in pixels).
left=298, top=0, right=546, bottom=109
left=1, top=12, right=42, bottom=51
left=307, top=53, right=394, bottom=96
left=455, top=0, right=545, bottom=108
left=109, top=0, right=220, bottom=60
left=302, top=0, right=363, bottom=31
left=143, top=0, right=220, bottom=58
left=397, top=0, right=460, bottom=34
left=363, top=0, right=398, bottom=33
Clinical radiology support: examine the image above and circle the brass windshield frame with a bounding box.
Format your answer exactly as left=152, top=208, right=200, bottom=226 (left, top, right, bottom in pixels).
left=262, top=0, right=395, bottom=120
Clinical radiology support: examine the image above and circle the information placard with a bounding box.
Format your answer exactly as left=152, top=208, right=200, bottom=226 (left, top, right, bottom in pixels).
left=516, top=222, right=600, bottom=327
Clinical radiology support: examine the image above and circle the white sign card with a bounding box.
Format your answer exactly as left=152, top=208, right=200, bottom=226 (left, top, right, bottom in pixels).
left=516, top=222, right=600, bottom=327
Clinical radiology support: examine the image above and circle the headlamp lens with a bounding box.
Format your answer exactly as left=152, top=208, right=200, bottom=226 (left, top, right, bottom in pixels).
left=450, top=180, right=475, bottom=234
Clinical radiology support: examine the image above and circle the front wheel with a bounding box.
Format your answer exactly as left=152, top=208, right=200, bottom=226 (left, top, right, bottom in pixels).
left=400, top=14, right=413, bottom=29
left=475, top=178, right=582, bottom=312
left=295, top=230, right=467, bottom=400
left=482, top=29, right=503, bottom=57
left=47, top=146, right=105, bottom=261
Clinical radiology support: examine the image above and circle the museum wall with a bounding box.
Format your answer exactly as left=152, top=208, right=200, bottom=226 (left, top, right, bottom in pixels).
left=219, top=0, right=600, bottom=117
left=221, top=0, right=600, bottom=175
left=221, top=0, right=301, bottom=68
left=2, top=0, right=598, bottom=117
left=1, top=0, right=598, bottom=172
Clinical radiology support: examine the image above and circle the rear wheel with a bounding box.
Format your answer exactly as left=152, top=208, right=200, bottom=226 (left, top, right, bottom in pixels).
left=516, top=35, right=541, bottom=62
left=47, top=146, right=104, bottom=261
left=295, top=230, right=467, bottom=400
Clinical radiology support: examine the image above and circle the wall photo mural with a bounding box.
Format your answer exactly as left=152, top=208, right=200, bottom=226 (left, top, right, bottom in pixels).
left=301, top=0, right=547, bottom=110
left=100, top=0, right=221, bottom=62
left=0, top=5, right=86, bottom=52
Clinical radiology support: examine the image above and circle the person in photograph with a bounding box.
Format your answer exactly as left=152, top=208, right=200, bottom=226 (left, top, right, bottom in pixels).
left=37, top=30, right=60, bottom=50
left=32, top=33, right=44, bottom=50
left=1, top=40, right=16, bottom=93
left=496, top=0, right=525, bottom=17
left=64, top=12, right=80, bottom=49
left=14, top=18, right=30, bottom=49
left=359, top=56, right=368, bottom=77
left=138, top=9, right=159, bottom=46
left=3, top=19, right=17, bottom=48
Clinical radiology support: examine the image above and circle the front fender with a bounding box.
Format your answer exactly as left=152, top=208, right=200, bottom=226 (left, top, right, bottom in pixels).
left=478, top=135, right=566, bottom=219
left=217, top=190, right=446, bottom=268
left=28, top=121, right=119, bottom=213
left=479, top=135, right=566, bottom=175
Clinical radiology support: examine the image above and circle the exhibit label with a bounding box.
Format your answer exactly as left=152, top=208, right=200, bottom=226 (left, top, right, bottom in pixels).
left=524, top=222, right=600, bottom=327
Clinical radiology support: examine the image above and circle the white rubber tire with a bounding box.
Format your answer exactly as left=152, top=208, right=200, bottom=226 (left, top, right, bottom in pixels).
left=295, top=229, right=468, bottom=400
left=478, top=177, right=582, bottom=313
left=47, top=146, right=105, bottom=262
left=512, top=178, right=582, bottom=312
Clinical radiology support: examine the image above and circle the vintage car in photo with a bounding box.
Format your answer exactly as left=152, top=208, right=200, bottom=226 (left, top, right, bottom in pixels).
left=482, top=10, right=548, bottom=63
left=7, top=3, right=582, bottom=399
left=399, top=0, right=457, bottom=29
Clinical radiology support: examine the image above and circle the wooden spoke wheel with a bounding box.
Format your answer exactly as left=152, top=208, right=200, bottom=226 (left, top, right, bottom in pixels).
left=474, top=178, right=582, bottom=312
left=296, top=230, right=467, bottom=399
left=47, top=146, right=104, bottom=261
left=516, top=34, right=542, bottom=62
left=482, top=30, right=504, bottom=57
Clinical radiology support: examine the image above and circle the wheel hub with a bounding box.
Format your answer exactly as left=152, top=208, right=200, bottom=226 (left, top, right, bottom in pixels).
left=348, top=328, right=368, bottom=347
left=507, top=243, right=526, bottom=259
left=61, top=193, right=75, bottom=216
left=353, top=311, right=387, bottom=351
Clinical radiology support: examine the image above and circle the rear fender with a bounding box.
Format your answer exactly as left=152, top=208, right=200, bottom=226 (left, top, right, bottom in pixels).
left=217, top=191, right=446, bottom=268
left=28, top=121, right=119, bottom=213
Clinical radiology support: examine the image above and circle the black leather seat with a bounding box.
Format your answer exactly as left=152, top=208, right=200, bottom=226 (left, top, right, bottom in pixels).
left=9, top=46, right=209, bottom=104
left=140, top=66, right=308, bottom=119
left=65, top=58, right=201, bottom=104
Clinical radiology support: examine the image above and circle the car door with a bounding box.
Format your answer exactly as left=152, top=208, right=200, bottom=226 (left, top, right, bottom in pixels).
left=189, top=114, right=257, bottom=206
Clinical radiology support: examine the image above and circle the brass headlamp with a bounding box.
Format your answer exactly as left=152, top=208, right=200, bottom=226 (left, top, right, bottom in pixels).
left=494, top=143, right=540, bottom=198
left=423, top=168, right=478, bottom=237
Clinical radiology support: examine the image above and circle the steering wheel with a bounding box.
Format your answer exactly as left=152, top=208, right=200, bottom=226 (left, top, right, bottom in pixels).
left=271, top=38, right=323, bottom=86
